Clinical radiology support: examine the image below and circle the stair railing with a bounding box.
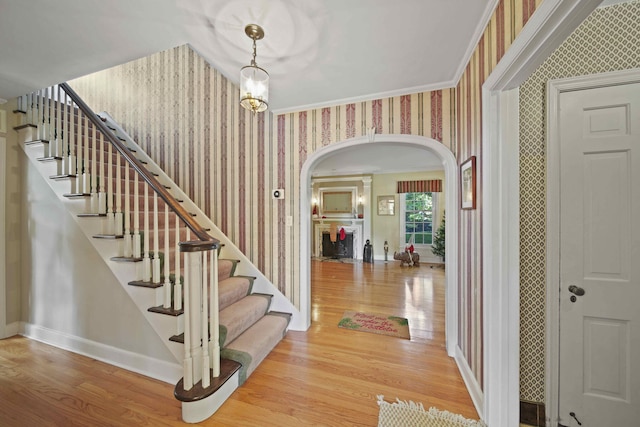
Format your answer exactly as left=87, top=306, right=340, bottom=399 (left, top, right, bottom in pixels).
left=21, top=84, right=222, bottom=390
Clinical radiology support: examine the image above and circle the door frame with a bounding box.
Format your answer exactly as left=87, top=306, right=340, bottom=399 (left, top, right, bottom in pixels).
left=546, top=67, right=640, bottom=425
left=0, top=134, right=6, bottom=339
left=482, top=0, right=602, bottom=424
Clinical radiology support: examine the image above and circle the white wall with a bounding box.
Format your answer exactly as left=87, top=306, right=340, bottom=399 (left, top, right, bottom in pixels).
left=19, top=151, right=178, bottom=369
left=1, top=100, right=22, bottom=338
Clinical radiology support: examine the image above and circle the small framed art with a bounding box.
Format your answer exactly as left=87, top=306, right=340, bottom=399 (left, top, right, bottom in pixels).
left=377, top=195, right=395, bottom=216
left=460, top=156, right=476, bottom=210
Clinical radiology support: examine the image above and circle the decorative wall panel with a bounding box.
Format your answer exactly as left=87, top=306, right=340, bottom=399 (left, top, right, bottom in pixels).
left=519, top=0, right=640, bottom=402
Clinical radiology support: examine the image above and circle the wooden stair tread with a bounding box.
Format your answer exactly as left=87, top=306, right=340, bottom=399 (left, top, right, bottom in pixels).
left=174, top=358, right=241, bottom=403
left=128, top=279, right=163, bottom=289
left=148, top=305, right=183, bottom=316
left=111, top=256, right=143, bottom=262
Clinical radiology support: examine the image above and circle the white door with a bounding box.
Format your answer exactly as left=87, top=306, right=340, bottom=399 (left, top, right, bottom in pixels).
left=558, top=82, right=640, bottom=426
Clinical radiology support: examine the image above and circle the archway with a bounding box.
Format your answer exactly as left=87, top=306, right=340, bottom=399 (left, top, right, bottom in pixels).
left=299, top=134, right=459, bottom=356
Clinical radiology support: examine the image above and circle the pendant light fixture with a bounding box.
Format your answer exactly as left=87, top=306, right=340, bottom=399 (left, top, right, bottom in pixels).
left=240, top=24, right=269, bottom=113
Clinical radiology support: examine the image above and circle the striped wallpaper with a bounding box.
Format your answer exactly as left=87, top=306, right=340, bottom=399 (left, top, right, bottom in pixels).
left=70, top=45, right=276, bottom=283
left=69, top=0, right=543, bottom=397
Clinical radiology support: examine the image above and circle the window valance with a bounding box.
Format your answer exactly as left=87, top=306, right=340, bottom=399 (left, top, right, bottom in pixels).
left=396, top=179, right=442, bottom=193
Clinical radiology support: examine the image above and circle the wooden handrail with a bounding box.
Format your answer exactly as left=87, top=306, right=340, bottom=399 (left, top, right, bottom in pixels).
left=60, top=83, right=218, bottom=250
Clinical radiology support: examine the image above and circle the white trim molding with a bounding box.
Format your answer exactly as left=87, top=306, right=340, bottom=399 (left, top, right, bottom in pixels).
left=300, top=134, right=459, bottom=357
left=456, top=345, right=485, bottom=415
left=545, top=67, right=640, bottom=426
left=482, top=86, right=521, bottom=425
left=0, top=135, right=6, bottom=339
left=481, top=1, right=602, bottom=425
left=21, top=322, right=183, bottom=384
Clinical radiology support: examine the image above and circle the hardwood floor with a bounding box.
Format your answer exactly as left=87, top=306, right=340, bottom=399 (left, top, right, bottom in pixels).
left=0, top=260, right=477, bottom=426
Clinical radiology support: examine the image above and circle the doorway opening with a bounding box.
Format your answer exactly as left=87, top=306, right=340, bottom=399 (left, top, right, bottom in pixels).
left=299, top=134, right=459, bottom=356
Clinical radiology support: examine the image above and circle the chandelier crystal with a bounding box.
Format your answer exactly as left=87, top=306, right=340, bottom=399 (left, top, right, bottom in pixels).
left=240, top=24, right=269, bottom=113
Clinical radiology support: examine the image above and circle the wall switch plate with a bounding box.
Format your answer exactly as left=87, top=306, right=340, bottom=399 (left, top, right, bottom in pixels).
left=272, top=189, right=284, bottom=199
left=286, top=216, right=293, bottom=227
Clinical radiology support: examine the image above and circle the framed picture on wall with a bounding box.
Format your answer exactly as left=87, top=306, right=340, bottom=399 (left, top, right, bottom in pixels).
left=377, top=195, right=395, bottom=216
left=460, top=156, right=476, bottom=210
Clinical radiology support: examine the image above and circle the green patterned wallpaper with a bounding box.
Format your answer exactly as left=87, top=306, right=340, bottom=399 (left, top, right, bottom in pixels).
left=519, top=0, right=640, bottom=402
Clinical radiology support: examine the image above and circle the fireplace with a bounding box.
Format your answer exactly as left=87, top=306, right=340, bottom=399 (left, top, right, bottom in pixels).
left=313, top=221, right=362, bottom=259
left=322, top=232, right=354, bottom=258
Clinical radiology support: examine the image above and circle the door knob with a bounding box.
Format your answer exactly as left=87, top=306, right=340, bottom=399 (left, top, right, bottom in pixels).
left=568, top=285, right=585, bottom=296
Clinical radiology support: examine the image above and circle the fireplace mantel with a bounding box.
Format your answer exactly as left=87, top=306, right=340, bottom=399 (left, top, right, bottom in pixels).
left=311, top=175, right=372, bottom=260
left=314, top=221, right=363, bottom=259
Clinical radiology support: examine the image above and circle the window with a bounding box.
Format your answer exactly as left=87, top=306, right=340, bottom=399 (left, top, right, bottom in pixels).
left=400, top=192, right=435, bottom=247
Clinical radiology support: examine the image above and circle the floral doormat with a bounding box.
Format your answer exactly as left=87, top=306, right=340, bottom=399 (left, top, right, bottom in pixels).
left=338, top=311, right=410, bottom=339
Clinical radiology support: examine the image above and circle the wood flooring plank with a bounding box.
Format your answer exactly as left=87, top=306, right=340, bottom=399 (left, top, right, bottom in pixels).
left=0, top=260, right=478, bottom=426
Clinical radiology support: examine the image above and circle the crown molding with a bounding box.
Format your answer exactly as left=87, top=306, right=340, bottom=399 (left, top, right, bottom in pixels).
left=270, top=79, right=457, bottom=115
left=452, top=0, right=500, bottom=85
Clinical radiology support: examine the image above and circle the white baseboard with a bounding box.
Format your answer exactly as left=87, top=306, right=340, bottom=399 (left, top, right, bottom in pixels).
left=20, top=322, right=182, bottom=384
left=455, top=345, right=484, bottom=420
left=1, top=321, right=21, bottom=339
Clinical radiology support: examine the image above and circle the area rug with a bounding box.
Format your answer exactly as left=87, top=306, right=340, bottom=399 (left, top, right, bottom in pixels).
left=338, top=311, right=410, bottom=339
left=377, top=396, right=486, bottom=427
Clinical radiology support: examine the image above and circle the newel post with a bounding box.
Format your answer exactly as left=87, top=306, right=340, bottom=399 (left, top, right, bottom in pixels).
left=179, top=240, right=219, bottom=391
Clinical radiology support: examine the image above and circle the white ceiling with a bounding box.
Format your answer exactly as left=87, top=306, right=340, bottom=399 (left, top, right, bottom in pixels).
left=0, top=0, right=496, bottom=113
left=312, top=142, right=443, bottom=177
left=1, top=0, right=623, bottom=174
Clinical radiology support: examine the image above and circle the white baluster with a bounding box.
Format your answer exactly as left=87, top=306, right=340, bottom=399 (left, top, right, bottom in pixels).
left=55, top=86, right=62, bottom=173
left=38, top=90, right=43, bottom=135
left=133, top=172, right=141, bottom=259
left=104, top=142, right=113, bottom=230
left=182, top=243, right=193, bottom=390
left=152, top=193, right=161, bottom=283
left=90, top=124, right=99, bottom=213
left=163, top=204, right=171, bottom=308
left=174, top=215, right=182, bottom=311
left=31, top=92, right=36, bottom=126
left=201, top=251, right=210, bottom=388
left=34, top=90, right=41, bottom=140
left=210, top=250, right=220, bottom=377
left=44, top=87, right=52, bottom=155
left=37, top=89, right=43, bottom=141
left=68, top=96, right=76, bottom=178
left=114, top=153, right=123, bottom=236
left=187, top=241, right=202, bottom=386
left=36, top=90, right=42, bottom=134
left=48, top=87, right=54, bottom=148
left=123, top=163, right=132, bottom=257
left=81, top=115, right=89, bottom=196
left=142, top=184, right=151, bottom=282
left=61, top=89, right=69, bottom=176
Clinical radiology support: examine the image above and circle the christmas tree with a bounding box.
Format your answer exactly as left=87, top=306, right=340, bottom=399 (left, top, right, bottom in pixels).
left=431, top=213, right=445, bottom=261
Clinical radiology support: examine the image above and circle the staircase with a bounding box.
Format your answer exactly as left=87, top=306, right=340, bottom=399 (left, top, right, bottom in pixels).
left=13, top=84, right=294, bottom=423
